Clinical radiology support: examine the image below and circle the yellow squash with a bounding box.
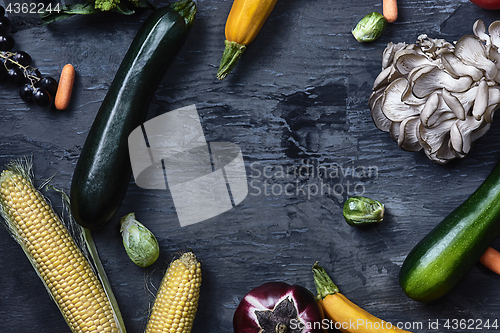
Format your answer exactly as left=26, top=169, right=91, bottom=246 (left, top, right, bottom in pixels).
left=217, top=0, right=278, bottom=80
left=313, top=263, right=412, bottom=333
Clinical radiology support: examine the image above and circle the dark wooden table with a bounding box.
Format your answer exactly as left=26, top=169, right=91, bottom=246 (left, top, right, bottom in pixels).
left=2, top=0, right=500, bottom=332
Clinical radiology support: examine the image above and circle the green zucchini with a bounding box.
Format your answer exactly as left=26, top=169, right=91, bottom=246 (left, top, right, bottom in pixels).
left=70, top=0, right=196, bottom=230
left=399, top=161, right=500, bottom=302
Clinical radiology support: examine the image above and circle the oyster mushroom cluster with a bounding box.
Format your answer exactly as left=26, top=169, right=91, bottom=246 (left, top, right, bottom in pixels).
left=369, top=20, right=500, bottom=164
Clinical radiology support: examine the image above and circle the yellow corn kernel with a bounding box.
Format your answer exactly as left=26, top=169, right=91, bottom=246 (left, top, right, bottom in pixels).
left=0, top=167, right=120, bottom=333
left=145, top=252, right=201, bottom=333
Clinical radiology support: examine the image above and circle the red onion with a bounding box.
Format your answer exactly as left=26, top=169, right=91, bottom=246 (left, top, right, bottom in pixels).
left=233, top=282, right=324, bottom=332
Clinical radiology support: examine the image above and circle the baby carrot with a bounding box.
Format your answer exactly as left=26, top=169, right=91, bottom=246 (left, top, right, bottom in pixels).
left=383, top=0, right=398, bottom=23
left=480, top=247, right=500, bottom=275
left=55, top=64, right=75, bottom=110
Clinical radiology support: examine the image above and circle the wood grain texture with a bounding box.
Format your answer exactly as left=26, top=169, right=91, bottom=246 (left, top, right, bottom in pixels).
left=1, top=0, right=500, bottom=332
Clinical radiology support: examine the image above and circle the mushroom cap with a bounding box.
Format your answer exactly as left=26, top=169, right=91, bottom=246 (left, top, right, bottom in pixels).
left=395, top=50, right=434, bottom=75
left=418, top=118, right=456, bottom=163
left=370, top=91, right=392, bottom=132
left=410, top=66, right=473, bottom=99
left=488, top=21, right=500, bottom=49
left=440, top=52, right=484, bottom=81
left=473, top=20, right=490, bottom=44
left=454, top=35, right=498, bottom=80
left=381, top=78, right=422, bottom=122
left=398, top=116, right=422, bottom=152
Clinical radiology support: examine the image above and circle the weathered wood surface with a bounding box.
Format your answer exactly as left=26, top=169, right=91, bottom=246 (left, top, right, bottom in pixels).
left=1, top=0, right=500, bottom=332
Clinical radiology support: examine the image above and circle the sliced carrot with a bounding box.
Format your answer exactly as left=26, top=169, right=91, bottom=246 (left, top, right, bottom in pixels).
left=480, top=247, right=500, bottom=275
left=55, top=64, right=75, bottom=111
left=383, top=0, right=398, bottom=23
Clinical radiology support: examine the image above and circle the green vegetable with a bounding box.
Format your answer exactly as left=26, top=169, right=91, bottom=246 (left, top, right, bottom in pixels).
left=70, top=0, right=196, bottom=230
left=120, top=213, right=159, bottom=267
left=399, top=161, right=500, bottom=302
left=94, top=0, right=120, bottom=11
left=343, top=196, right=384, bottom=226
left=352, top=12, right=387, bottom=43
left=40, top=0, right=155, bottom=25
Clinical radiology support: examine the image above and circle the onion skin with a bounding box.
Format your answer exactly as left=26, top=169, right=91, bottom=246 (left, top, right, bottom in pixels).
left=233, top=282, right=325, bottom=333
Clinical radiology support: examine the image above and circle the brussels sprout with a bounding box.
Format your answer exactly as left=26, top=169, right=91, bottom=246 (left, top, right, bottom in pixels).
left=343, top=196, right=385, bottom=226
left=352, top=12, right=387, bottom=43
left=120, top=213, right=160, bottom=267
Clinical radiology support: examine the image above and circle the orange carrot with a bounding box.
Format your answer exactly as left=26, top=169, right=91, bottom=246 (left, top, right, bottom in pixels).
left=480, top=247, right=500, bottom=275
left=383, top=0, right=398, bottom=23
left=55, top=64, right=75, bottom=111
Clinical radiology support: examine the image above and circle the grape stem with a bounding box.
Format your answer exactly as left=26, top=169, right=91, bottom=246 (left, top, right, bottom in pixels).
left=0, top=51, right=41, bottom=86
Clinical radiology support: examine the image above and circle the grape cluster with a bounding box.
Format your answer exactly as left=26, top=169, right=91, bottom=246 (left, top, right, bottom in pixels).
left=0, top=6, right=58, bottom=107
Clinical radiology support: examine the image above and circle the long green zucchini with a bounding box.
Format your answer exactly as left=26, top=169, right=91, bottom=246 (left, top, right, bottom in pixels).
left=70, top=0, right=196, bottom=230
left=399, top=161, right=500, bottom=302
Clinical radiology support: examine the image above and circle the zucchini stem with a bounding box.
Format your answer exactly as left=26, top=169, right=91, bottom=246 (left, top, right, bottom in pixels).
left=312, top=262, right=340, bottom=300
left=171, top=0, right=197, bottom=28
left=217, top=40, right=246, bottom=80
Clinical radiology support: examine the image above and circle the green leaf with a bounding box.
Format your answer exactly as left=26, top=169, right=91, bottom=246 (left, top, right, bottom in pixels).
left=60, top=3, right=98, bottom=14
left=114, top=2, right=136, bottom=15
left=39, top=3, right=98, bottom=25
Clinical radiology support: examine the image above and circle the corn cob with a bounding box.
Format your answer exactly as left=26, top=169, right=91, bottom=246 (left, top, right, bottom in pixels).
left=145, top=252, right=201, bottom=333
left=0, top=159, right=124, bottom=333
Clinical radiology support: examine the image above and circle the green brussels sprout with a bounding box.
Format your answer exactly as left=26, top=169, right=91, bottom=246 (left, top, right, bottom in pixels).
left=120, top=213, right=160, bottom=267
left=343, top=196, right=385, bottom=226
left=352, top=12, right=387, bottom=43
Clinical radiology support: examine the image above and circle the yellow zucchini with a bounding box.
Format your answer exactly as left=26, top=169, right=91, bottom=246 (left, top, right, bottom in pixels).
left=217, top=0, right=278, bottom=80
left=313, top=263, right=412, bottom=333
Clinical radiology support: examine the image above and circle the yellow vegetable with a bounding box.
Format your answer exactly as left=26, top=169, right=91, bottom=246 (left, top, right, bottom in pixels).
left=145, top=252, right=202, bottom=333
left=0, top=158, right=125, bottom=333
left=313, top=263, right=412, bottom=333
left=217, top=0, right=278, bottom=80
